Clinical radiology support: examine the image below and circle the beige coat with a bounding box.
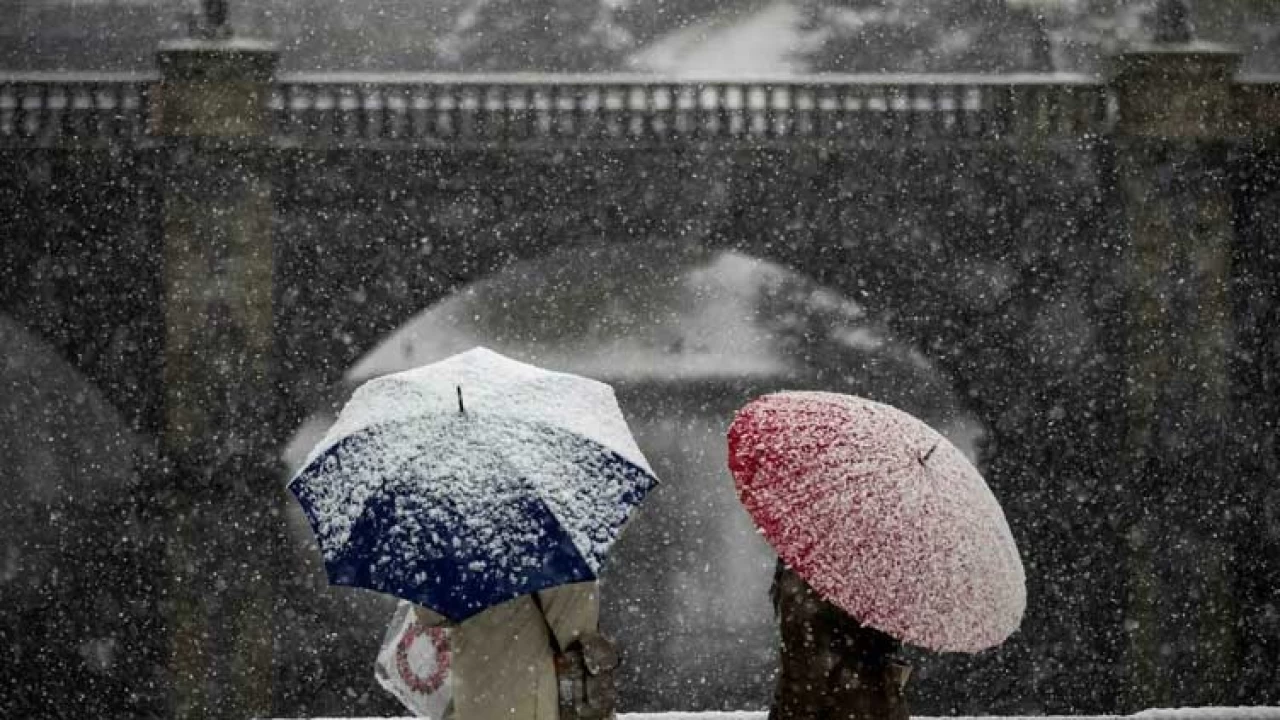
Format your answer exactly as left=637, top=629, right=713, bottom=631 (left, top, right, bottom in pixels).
left=415, top=582, right=600, bottom=720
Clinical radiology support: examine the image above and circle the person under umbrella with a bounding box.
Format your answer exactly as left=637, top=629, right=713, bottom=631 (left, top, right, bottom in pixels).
left=728, top=391, right=1026, bottom=720
left=289, top=347, right=659, bottom=719
left=409, top=580, right=617, bottom=720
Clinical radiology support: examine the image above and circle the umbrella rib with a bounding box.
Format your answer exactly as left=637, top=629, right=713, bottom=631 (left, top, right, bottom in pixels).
left=919, top=441, right=939, bottom=466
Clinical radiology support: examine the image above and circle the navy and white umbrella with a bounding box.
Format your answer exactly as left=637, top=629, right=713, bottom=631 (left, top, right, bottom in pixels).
left=288, top=347, right=659, bottom=622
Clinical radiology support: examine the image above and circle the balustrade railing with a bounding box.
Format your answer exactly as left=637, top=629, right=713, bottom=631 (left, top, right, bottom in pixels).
left=0, top=73, right=154, bottom=146
left=269, top=73, right=1112, bottom=145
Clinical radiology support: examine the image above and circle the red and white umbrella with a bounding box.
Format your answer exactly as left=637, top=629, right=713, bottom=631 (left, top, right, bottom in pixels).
left=727, top=391, right=1026, bottom=653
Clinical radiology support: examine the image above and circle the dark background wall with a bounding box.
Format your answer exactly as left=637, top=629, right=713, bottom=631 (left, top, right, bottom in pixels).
left=3, top=127, right=1279, bottom=716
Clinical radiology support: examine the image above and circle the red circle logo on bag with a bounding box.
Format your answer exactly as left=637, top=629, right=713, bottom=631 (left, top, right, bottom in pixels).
left=396, top=620, right=451, bottom=694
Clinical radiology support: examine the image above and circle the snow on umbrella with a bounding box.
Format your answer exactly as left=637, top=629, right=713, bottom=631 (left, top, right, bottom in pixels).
left=727, top=391, right=1025, bottom=653
left=288, top=347, right=659, bottom=622
left=346, top=244, right=958, bottom=421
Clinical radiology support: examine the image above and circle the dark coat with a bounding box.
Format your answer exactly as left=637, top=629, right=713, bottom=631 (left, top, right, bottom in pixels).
left=768, top=562, right=911, bottom=720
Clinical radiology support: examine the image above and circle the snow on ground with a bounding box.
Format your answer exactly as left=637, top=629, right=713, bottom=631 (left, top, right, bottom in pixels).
left=276, top=710, right=1280, bottom=720
left=627, top=1, right=811, bottom=76
left=727, top=391, right=1026, bottom=653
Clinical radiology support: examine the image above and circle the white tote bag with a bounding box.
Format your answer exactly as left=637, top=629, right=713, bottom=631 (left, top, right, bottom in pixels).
left=375, top=601, right=454, bottom=719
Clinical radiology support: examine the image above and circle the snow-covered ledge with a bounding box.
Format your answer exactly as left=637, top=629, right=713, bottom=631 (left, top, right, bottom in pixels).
left=272, top=709, right=1280, bottom=720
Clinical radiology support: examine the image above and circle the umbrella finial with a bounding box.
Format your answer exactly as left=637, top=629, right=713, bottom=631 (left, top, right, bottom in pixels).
left=457, top=385, right=465, bottom=414
left=919, top=442, right=939, bottom=466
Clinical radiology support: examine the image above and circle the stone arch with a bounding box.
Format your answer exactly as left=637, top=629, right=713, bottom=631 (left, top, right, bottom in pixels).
left=278, top=240, right=985, bottom=713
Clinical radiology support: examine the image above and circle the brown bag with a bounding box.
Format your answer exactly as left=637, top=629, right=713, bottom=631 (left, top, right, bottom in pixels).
left=553, top=631, right=620, bottom=720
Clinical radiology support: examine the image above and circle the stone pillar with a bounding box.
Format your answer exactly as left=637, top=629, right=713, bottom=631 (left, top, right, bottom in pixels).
left=152, top=38, right=282, bottom=720
left=1107, top=41, right=1244, bottom=710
